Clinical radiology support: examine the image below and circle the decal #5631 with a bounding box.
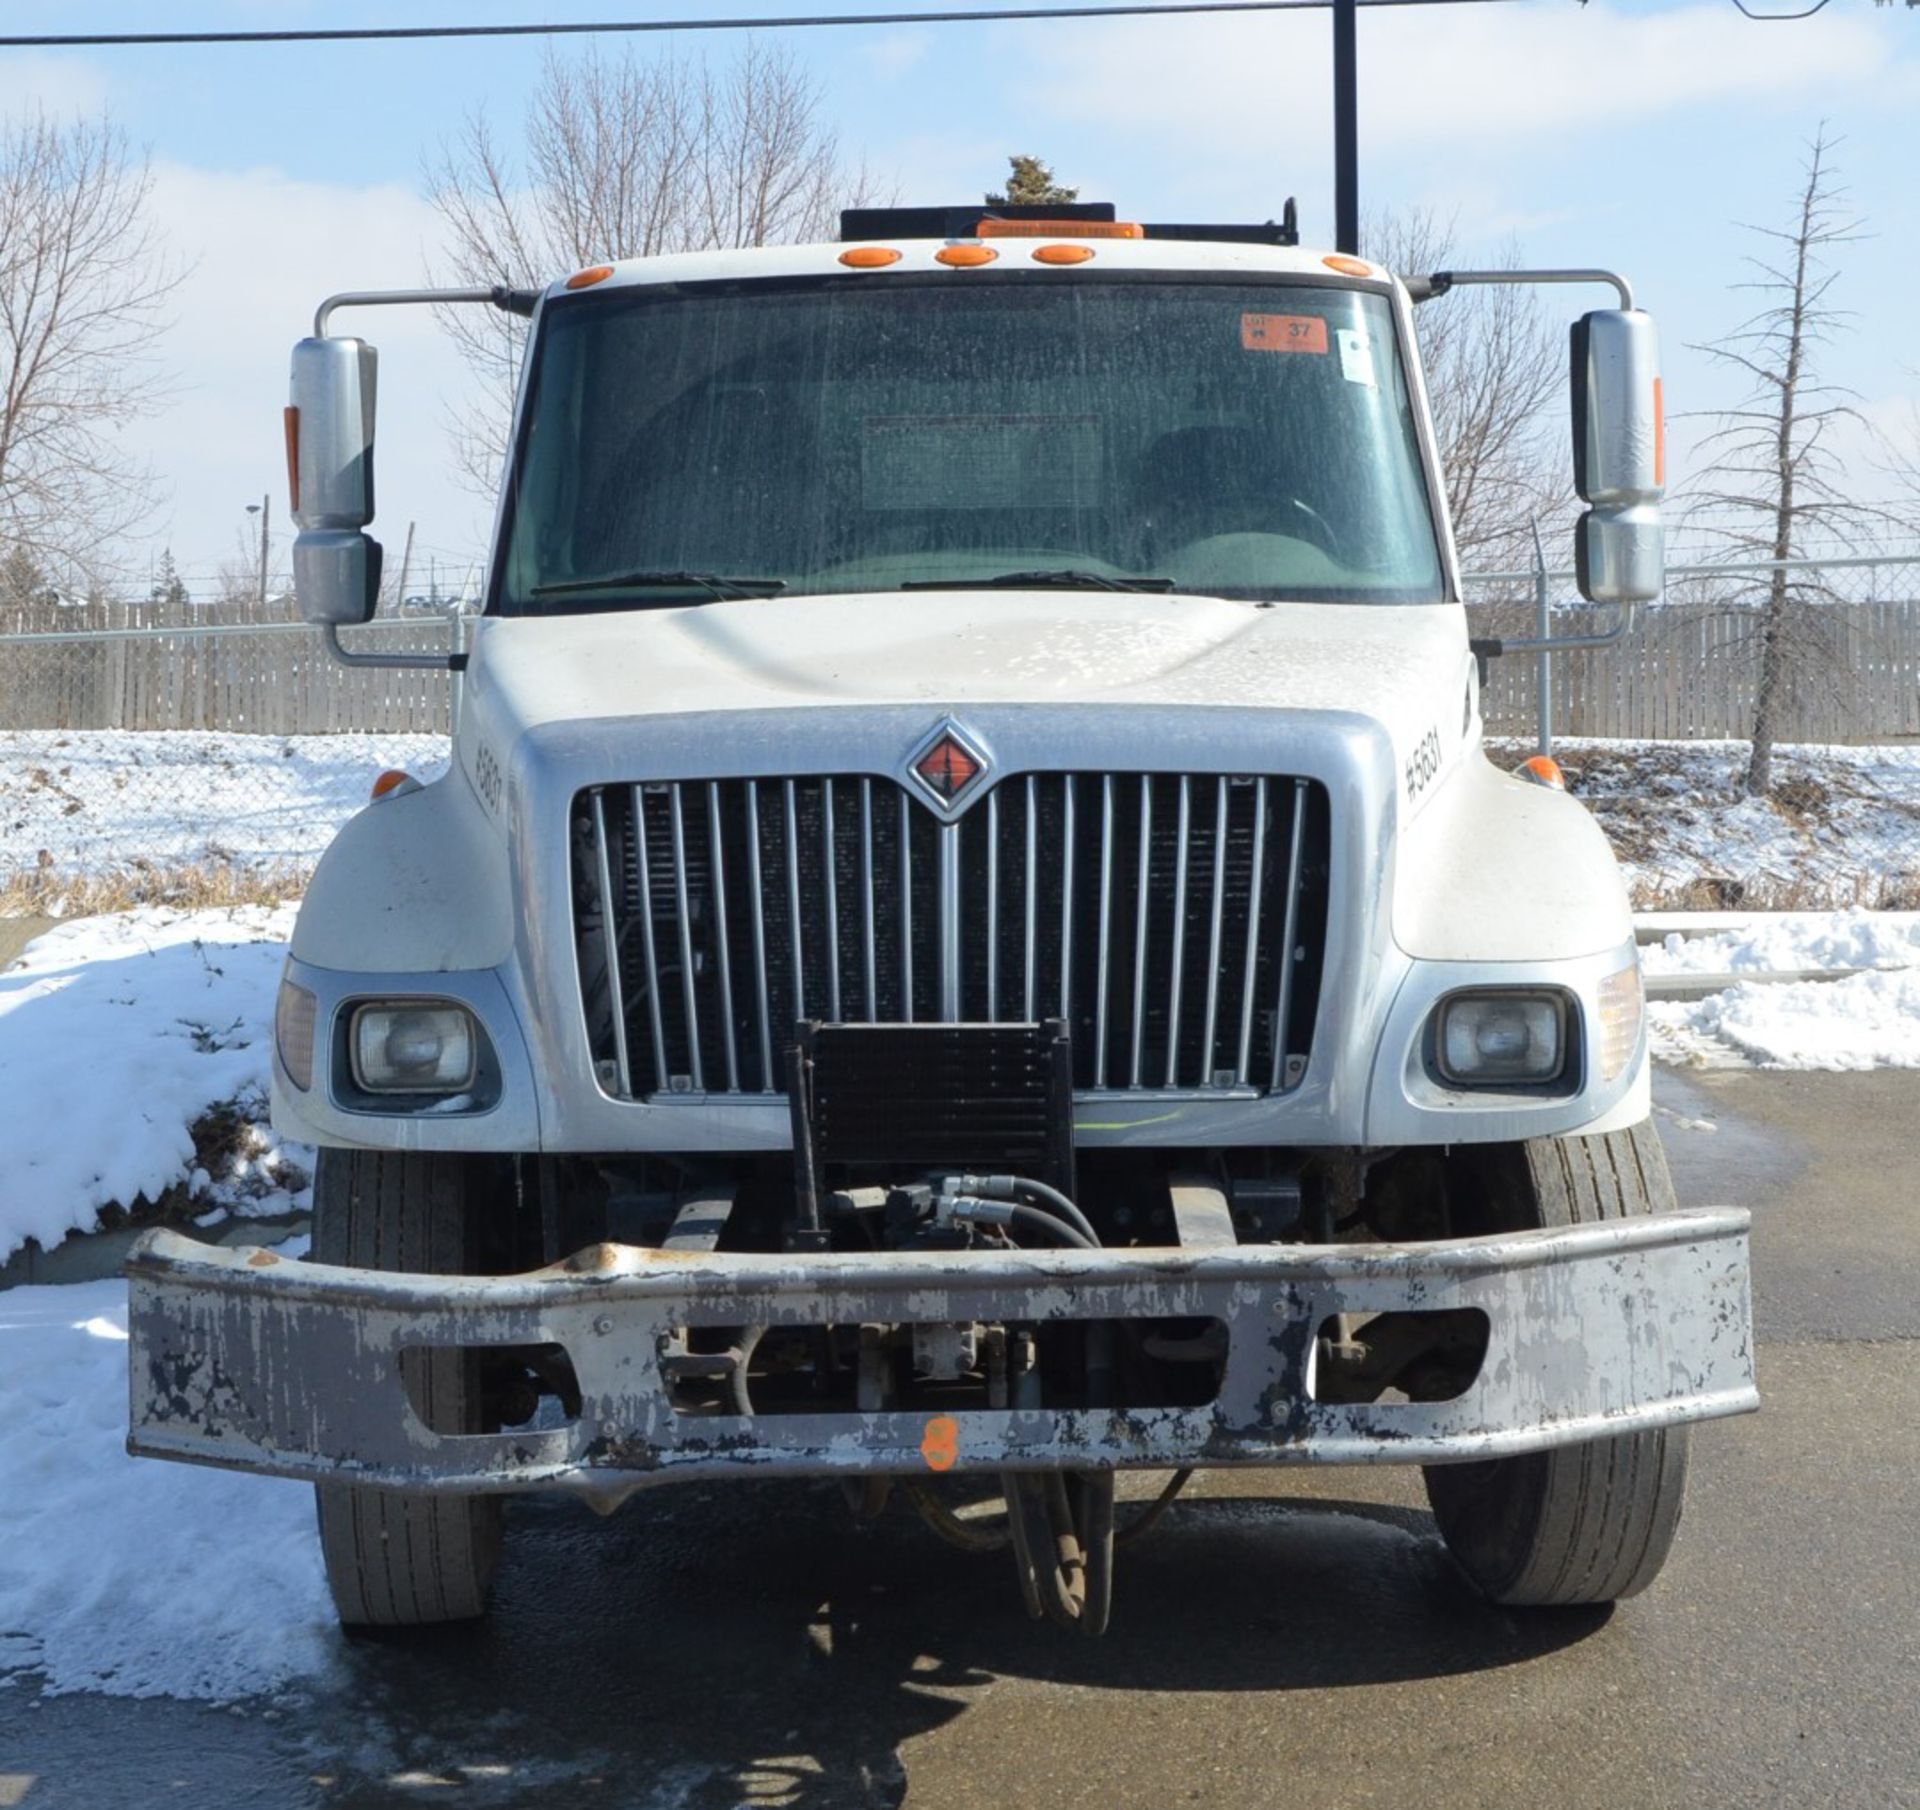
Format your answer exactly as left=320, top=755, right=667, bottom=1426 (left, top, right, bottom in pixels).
left=1404, top=725, right=1443, bottom=802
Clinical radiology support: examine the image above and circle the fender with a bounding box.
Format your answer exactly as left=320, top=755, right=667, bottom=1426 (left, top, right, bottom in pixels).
left=1391, top=748, right=1632, bottom=965
left=291, top=765, right=514, bottom=974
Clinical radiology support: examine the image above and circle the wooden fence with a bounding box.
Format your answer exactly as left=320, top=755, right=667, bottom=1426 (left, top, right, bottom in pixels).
left=1473, top=597, right=1920, bottom=743
left=0, top=621, right=455, bottom=735
left=4, top=598, right=1919, bottom=743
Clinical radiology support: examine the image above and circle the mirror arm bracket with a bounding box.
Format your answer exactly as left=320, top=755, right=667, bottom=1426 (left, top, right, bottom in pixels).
left=1471, top=600, right=1635, bottom=662
left=322, top=623, right=467, bottom=674
left=1411, top=267, right=1635, bottom=310
left=314, top=284, right=538, bottom=337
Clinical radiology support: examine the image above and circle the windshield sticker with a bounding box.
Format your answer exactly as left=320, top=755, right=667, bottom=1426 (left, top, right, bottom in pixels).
left=1241, top=313, right=1329, bottom=355
left=1337, top=327, right=1377, bottom=388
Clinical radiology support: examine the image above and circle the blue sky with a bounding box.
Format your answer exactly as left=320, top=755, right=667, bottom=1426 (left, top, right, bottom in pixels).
left=5, top=0, right=1916, bottom=586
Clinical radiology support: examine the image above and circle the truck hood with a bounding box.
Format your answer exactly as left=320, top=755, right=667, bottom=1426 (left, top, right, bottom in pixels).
left=467, top=591, right=1474, bottom=751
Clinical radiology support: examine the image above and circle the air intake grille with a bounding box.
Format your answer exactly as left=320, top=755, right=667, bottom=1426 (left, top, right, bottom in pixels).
left=571, top=772, right=1328, bottom=1100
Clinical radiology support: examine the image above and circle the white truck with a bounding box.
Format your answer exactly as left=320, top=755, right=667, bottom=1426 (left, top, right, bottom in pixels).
left=127, top=202, right=1756, bottom=1636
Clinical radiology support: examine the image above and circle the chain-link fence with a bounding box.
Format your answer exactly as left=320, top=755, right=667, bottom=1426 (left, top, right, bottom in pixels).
left=1467, top=549, right=1920, bottom=748
left=0, top=619, right=460, bottom=910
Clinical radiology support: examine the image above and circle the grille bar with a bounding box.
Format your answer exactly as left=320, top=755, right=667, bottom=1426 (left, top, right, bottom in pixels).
left=574, top=770, right=1328, bottom=1103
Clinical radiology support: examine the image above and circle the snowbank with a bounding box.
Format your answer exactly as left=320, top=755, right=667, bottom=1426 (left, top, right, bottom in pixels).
left=0, top=906, right=307, bottom=1263
left=0, top=1274, right=334, bottom=1699
left=1650, top=969, right=1920, bottom=1071
left=1640, top=908, right=1920, bottom=977
left=0, top=729, right=449, bottom=883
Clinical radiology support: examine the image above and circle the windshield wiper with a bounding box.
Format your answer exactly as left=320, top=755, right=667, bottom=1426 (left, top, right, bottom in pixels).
left=530, top=571, right=787, bottom=600
left=900, top=569, right=1176, bottom=594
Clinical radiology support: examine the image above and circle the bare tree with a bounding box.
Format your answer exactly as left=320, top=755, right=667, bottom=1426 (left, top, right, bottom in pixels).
left=1371, top=209, right=1569, bottom=571
left=0, top=114, right=177, bottom=584
left=1685, top=129, right=1885, bottom=798
left=427, top=42, right=884, bottom=492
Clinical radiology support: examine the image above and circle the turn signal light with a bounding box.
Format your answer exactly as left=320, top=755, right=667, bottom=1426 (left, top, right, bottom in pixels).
left=978, top=218, right=1144, bottom=239
left=370, top=768, right=420, bottom=801
left=935, top=244, right=998, bottom=267
left=282, top=406, right=300, bottom=514
left=1516, top=755, right=1566, bottom=791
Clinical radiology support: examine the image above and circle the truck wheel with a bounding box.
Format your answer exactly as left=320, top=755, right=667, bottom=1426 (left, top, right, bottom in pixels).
left=312, top=1148, right=504, bottom=1628
left=1423, top=1122, right=1690, bottom=1607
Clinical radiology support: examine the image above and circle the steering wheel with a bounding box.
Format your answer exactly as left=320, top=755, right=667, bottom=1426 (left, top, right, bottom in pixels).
left=1275, top=495, right=1342, bottom=559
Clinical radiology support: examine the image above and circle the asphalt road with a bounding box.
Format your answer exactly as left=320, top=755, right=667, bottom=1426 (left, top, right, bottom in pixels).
left=4, top=1064, right=1917, bottom=1810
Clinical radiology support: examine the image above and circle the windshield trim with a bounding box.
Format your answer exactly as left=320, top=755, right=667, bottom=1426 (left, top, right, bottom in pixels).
left=487, top=270, right=1454, bottom=617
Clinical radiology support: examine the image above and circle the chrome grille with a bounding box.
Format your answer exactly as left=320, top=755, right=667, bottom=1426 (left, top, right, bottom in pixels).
left=571, top=772, right=1329, bottom=1100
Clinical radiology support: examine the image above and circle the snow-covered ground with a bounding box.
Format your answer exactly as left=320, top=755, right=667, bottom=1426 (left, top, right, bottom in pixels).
left=1522, top=737, right=1920, bottom=911
left=0, top=729, right=449, bottom=888
left=1639, top=909, right=1920, bottom=977
left=1642, top=909, right=1920, bottom=1069
left=0, top=906, right=309, bottom=1264
left=0, top=1271, right=335, bottom=1699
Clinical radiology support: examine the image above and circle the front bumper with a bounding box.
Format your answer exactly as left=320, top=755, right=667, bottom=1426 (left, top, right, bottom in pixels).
left=126, top=1209, right=1755, bottom=1500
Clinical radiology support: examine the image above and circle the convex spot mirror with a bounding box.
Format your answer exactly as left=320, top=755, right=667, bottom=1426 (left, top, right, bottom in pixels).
left=1571, top=309, right=1664, bottom=605
left=288, top=336, right=382, bottom=627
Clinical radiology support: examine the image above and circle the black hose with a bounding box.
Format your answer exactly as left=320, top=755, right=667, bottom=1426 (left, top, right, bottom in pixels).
left=1007, top=1177, right=1101, bottom=1248
left=728, top=1326, right=767, bottom=1417
left=1115, top=1468, right=1195, bottom=1548
left=905, top=1481, right=1012, bottom=1553
left=1005, top=1202, right=1097, bottom=1249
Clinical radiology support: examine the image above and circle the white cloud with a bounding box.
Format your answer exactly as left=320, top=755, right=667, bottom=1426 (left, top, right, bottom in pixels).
left=124, top=162, right=491, bottom=582
left=0, top=52, right=112, bottom=125
left=1002, top=1, right=1896, bottom=159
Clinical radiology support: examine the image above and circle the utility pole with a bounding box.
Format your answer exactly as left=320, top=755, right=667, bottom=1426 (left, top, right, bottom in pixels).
left=1333, top=0, right=1359, bottom=255
left=257, top=491, right=270, bottom=609
left=395, top=521, right=416, bottom=612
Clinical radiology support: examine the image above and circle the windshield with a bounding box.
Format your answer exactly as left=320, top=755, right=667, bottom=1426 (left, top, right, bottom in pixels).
left=495, top=276, right=1446, bottom=612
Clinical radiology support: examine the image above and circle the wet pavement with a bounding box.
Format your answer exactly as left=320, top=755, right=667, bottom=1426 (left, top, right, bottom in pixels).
left=4, top=1064, right=1918, bottom=1809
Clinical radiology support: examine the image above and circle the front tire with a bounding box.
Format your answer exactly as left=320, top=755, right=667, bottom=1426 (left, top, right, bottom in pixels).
left=312, top=1148, right=504, bottom=1628
left=1423, top=1123, right=1691, bottom=1607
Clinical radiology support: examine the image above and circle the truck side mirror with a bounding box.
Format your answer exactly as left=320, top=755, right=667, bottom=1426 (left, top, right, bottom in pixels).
left=1570, top=309, right=1664, bottom=604
left=287, top=336, right=382, bottom=627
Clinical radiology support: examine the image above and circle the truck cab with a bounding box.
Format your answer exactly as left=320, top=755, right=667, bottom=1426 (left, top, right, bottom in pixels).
left=126, top=204, right=1754, bottom=1636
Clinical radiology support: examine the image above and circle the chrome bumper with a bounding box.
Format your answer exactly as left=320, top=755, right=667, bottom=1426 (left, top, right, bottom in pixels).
left=126, top=1210, right=1756, bottom=1500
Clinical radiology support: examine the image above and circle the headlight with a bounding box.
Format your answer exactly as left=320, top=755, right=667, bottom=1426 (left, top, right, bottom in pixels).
left=1436, top=991, right=1567, bottom=1086
left=274, top=978, right=317, bottom=1092
left=351, top=1002, right=477, bottom=1094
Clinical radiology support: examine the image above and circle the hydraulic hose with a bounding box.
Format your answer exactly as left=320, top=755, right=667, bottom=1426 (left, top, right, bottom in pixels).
left=951, top=1174, right=1100, bottom=1246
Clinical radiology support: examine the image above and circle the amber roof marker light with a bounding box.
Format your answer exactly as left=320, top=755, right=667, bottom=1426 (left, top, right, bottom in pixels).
left=839, top=246, right=902, bottom=268
left=565, top=264, right=614, bottom=289
left=935, top=244, right=998, bottom=267
left=1033, top=243, right=1095, bottom=265
left=978, top=218, right=1144, bottom=240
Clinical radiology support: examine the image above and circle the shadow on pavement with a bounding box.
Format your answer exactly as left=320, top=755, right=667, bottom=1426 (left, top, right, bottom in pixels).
left=289, top=1482, right=1607, bottom=1808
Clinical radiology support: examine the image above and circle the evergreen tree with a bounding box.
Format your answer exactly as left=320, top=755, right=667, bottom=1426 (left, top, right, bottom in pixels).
left=150, top=546, right=190, bottom=616
left=986, top=156, right=1078, bottom=208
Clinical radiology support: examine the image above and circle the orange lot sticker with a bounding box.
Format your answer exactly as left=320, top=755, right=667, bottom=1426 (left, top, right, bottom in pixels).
left=920, top=1415, right=960, bottom=1472
left=1242, top=312, right=1329, bottom=354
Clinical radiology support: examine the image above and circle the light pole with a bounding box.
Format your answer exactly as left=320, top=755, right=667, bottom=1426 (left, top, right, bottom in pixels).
left=248, top=493, right=270, bottom=609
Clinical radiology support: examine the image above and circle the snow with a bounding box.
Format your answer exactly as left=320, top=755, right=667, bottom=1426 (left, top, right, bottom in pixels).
left=0, top=729, right=449, bottom=884
left=1494, top=737, right=1920, bottom=911
left=1650, top=969, right=1920, bottom=1072
left=0, top=906, right=308, bottom=1264
left=0, top=1273, right=335, bottom=1699
left=1640, top=908, right=1920, bottom=977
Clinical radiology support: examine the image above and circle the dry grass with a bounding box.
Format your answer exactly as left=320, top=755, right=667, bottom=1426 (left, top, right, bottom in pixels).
left=0, top=860, right=311, bottom=916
